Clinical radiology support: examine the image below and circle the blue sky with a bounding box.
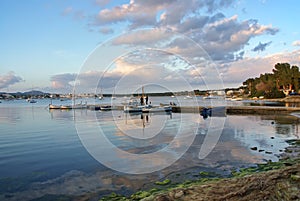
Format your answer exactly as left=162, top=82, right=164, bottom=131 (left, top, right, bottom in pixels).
left=1, top=0, right=300, bottom=93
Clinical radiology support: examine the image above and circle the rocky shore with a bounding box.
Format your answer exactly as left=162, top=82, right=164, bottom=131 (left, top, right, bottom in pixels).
left=98, top=140, right=300, bottom=201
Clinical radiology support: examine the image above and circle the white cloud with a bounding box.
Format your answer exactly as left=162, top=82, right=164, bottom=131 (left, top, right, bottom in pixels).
left=292, top=40, right=300, bottom=46
left=62, top=6, right=73, bottom=16
left=0, top=71, right=24, bottom=90
left=221, top=49, right=300, bottom=86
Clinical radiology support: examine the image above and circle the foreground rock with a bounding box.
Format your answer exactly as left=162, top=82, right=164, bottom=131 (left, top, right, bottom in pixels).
left=152, top=139, right=300, bottom=201
left=153, top=163, right=300, bottom=201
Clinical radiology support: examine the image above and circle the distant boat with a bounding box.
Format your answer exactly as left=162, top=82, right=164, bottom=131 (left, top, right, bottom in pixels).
left=49, top=104, right=61, bottom=109
left=59, top=102, right=87, bottom=110
left=28, top=98, right=37, bottom=103
left=100, top=105, right=112, bottom=111
left=98, top=89, right=104, bottom=100
left=27, top=86, right=37, bottom=103
left=60, top=105, right=72, bottom=110
left=203, top=95, right=218, bottom=100
left=184, top=95, right=193, bottom=99
left=124, top=97, right=143, bottom=113
left=142, top=105, right=172, bottom=113
left=111, top=89, right=116, bottom=100
left=72, top=102, right=88, bottom=109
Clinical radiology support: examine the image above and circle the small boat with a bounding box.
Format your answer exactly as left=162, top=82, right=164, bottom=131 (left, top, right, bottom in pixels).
left=124, top=98, right=143, bottom=113
left=124, top=105, right=143, bottom=113
left=49, top=104, right=61, bottom=109
left=60, top=105, right=72, bottom=110
left=59, top=102, right=87, bottom=110
left=203, top=95, right=218, bottom=100
left=72, top=102, right=88, bottom=109
left=100, top=105, right=112, bottom=111
left=142, top=105, right=172, bottom=113
left=28, top=99, right=37, bottom=103
left=184, top=95, right=193, bottom=99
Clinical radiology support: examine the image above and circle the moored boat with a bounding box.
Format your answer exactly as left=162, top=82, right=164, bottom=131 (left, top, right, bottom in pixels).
left=142, top=105, right=172, bottom=113
left=100, top=105, right=112, bottom=111
left=49, top=104, right=61, bottom=109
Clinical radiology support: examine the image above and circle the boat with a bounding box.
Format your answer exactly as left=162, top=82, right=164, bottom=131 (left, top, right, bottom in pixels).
left=49, top=104, right=61, bottom=109
left=100, top=105, right=112, bottom=111
left=27, top=87, right=37, bottom=103
left=98, top=88, right=104, bottom=100
left=124, top=105, right=143, bottom=113
left=28, top=99, right=37, bottom=103
left=72, top=102, right=88, bottom=109
left=111, top=89, right=116, bottom=100
left=60, top=105, right=72, bottom=110
left=203, top=95, right=218, bottom=100
left=142, top=105, right=172, bottom=113
left=124, top=97, right=143, bottom=113
left=184, top=95, right=193, bottom=99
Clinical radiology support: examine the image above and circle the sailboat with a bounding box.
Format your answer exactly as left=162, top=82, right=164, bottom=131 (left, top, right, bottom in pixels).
left=27, top=87, right=37, bottom=103
left=98, top=88, right=104, bottom=100
left=111, top=89, right=116, bottom=100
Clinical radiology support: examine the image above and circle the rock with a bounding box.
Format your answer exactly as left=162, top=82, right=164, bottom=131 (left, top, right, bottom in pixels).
left=251, top=147, right=258, bottom=151
left=174, top=190, right=184, bottom=198
left=155, top=195, right=171, bottom=201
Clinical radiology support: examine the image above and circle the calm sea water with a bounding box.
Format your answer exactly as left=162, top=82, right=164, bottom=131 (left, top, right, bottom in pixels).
left=0, top=97, right=299, bottom=200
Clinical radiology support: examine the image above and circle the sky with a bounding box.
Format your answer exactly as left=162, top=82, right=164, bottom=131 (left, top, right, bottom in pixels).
left=1, top=0, right=300, bottom=94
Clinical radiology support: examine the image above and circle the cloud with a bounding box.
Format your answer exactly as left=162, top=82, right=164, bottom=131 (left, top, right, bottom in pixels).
left=252, top=41, right=272, bottom=52
left=61, top=6, right=86, bottom=20
left=62, top=6, right=73, bottom=16
left=50, top=73, right=77, bottom=90
left=0, top=71, right=24, bottom=89
left=95, top=0, right=111, bottom=7
left=221, top=49, right=300, bottom=87
left=89, top=0, right=279, bottom=64
left=99, top=27, right=114, bottom=34
left=292, top=40, right=300, bottom=46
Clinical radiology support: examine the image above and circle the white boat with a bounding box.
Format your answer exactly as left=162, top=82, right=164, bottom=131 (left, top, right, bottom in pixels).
left=184, top=95, right=193, bottom=99
left=72, top=102, right=88, bottom=109
left=124, top=97, right=143, bottom=113
left=124, top=105, right=143, bottom=113
left=59, top=102, right=87, bottom=110
left=49, top=104, right=61, bottom=109
left=100, top=105, right=112, bottom=111
left=203, top=95, right=218, bottom=100
left=60, top=105, right=72, bottom=110
left=142, top=105, right=172, bottom=113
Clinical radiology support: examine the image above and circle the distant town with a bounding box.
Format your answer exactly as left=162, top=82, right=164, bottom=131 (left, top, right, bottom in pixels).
left=0, top=88, right=245, bottom=101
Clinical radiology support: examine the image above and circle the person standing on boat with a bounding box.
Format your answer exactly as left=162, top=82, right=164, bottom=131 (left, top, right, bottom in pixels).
left=145, top=95, right=149, bottom=105
left=140, top=96, right=144, bottom=105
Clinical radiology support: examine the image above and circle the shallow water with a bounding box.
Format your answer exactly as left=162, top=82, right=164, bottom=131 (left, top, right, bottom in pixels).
left=0, top=99, right=299, bottom=200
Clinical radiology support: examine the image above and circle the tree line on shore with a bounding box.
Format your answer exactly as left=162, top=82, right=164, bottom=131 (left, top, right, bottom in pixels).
left=242, top=63, right=300, bottom=98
